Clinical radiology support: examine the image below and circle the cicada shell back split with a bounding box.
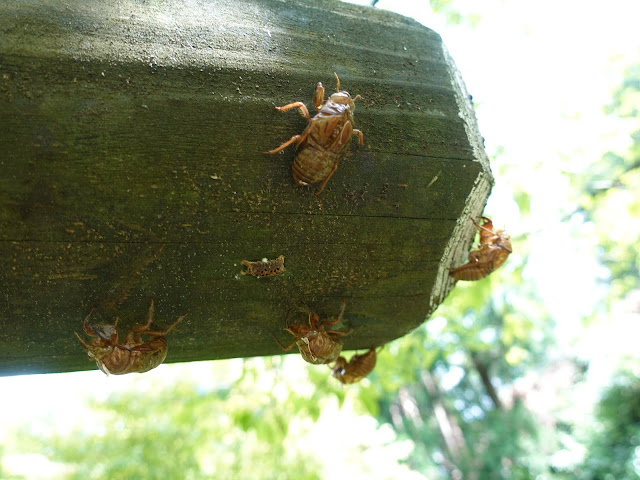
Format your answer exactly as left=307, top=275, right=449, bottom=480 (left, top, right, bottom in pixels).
left=265, top=73, right=364, bottom=195
left=449, top=217, right=512, bottom=281
left=273, top=298, right=352, bottom=365
left=75, top=299, right=186, bottom=375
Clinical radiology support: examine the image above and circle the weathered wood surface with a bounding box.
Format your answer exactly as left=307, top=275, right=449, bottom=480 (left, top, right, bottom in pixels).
left=0, top=0, right=493, bottom=376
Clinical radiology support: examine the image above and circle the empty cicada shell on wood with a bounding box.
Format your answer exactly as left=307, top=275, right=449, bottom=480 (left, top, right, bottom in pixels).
left=273, top=297, right=352, bottom=365
left=331, top=347, right=379, bottom=385
left=241, top=255, right=286, bottom=277
left=449, top=217, right=512, bottom=281
left=75, top=299, right=186, bottom=375
left=264, top=73, right=364, bottom=195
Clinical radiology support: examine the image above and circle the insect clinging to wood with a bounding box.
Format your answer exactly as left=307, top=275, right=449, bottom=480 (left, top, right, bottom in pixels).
left=241, top=255, right=286, bottom=277
left=273, top=297, right=352, bottom=365
left=449, top=216, right=512, bottom=281
left=75, top=299, right=186, bottom=375
left=331, top=347, right=379, bottom=385
left=264, top=73, right=364, bottom=195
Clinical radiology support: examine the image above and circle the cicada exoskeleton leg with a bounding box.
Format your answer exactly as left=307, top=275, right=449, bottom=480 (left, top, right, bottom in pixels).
left=319, top=297, right=346, bottom=328
left=79, top=307, right=97, bottom=336
left=471, top=217, right=494, bottom=236
left=125, top=300, right=185, bottom=345
left=138, top=314, right=186, bottom=338
left=315, top=163, right=339, bottom=195
left=313, top=82, right=325, bottom=110
left=274, top=101, right=311, bottom=121
left=273, top=333, right=297, bottom=351
left=353, top=129, right=364, bottom=145
left=265, top=134, right=304, bottom=154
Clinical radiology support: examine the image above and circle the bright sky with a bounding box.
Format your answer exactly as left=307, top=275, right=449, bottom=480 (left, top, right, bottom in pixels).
left=2, top=0, right=640, bottom=476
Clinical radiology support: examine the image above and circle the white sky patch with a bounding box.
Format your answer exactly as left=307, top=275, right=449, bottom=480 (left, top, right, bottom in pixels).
left=524, top=221, right=607, bottom=337
left=425, top=314, right=447, bottom=336
left=302, top=401, right=427, bottom=480
left=2, top=453, right=73, bottom=479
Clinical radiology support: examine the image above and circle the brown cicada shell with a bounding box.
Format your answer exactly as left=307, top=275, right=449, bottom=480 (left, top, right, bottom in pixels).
left=331, top=347, right=379, bottom=385
left=265, top=73, right=364, bottom=195
left=75, top=299, right=186, bottom=375
left=241, top=255, right=286, bottom=277
left=273, top=297, right=352, bottom=365
left=449, top=217, right=512, bottom=281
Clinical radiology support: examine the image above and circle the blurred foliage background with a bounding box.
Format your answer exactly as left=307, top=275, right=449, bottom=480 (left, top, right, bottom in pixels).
left=2, top=0, right=640, bottom=478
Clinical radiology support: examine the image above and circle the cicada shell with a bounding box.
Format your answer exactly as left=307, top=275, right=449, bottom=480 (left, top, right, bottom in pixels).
left=331, top=347, right=378, bottom=384
left=75, top=299, right=186, bottom=375
left=449, top=217, right=512, bottom=281
left=273, top=297, right=352, bottom=365
left=265, top=73, right=364, bottom=195
left=241, top=255, right=286, bottom=277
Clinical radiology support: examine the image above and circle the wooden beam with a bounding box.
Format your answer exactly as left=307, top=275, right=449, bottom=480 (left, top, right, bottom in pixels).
left=0, top=0, right=492, bottom=375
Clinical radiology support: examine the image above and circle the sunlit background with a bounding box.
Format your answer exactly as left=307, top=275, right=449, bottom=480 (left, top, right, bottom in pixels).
left=2, top=0, right=640, bottom=478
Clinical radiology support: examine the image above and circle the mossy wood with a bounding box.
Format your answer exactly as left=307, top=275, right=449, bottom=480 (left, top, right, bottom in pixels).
left=0, top=0, right=493, bottom=376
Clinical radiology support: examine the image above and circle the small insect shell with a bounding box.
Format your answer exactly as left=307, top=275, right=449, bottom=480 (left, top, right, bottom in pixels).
left=241, top=255, right=286, bottom=277
left=75, top=299, right=186, bottom=375
left=449, top=217, right=512, bottom=281
left=273, top=298, right=352, bottom=365
left=264, top=73, right=364, bottom=195
left=331, top=347, right=379, bottom=384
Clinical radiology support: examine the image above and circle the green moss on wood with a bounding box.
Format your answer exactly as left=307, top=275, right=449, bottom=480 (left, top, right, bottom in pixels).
left=0, top=0, right=492, bottom=375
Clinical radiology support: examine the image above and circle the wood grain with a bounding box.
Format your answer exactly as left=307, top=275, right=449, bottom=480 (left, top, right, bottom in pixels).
left=0, top=0, right=492, bottom=375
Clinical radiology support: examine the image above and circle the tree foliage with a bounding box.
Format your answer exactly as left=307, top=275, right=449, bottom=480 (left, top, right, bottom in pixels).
left=359, top=263, right=560, bottom=479
left=576, top=372, right=640, bottom=480
left=571, top=58, right=640, bottom=301
left=2, top=358, right=424, bottom=480
left=9, top=360, right=327, bottom=480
